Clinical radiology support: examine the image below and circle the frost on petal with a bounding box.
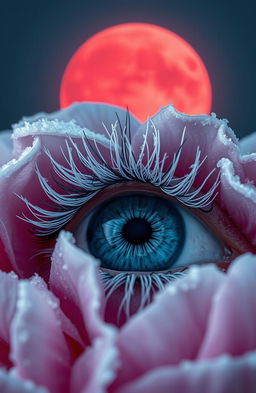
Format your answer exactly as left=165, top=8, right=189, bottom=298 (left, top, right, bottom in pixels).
left=50, top=231, right=119, bottom=393
left=0, top=272, right=18, bottom=343
left=0, top=137, right=47, bottom=277
left=218, top=158, right=256, bottom=245
left=10, top=281, right=70, bottom=393
left=0, top=131, right=13, bottom=167
left=1, top=104, right=140, bottom=278
left=13, top=102, right=140, bottom=141
left=111, top=264, right=224, bottom=389
left=198, top=253, right=256, bottom=359
left=50, top=231, right=115, bottom=341
left=131, top=105, right=256, bottom=247
left=12, top=102, right=140, bottom=165
left=11, top=103, right=140, bottom=210
left=71, top=336, right=118, bottom=393
left=114, top=351, right=256, bottom=393
left=131, top=105, right=241, bottom=195
left=29, top=274, right=83, bottom=350
left=0, top=368, right=49, bottom=393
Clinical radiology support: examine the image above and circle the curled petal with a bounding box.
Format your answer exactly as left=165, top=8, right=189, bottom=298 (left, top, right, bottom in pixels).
left=112, top=264, right=224, bottom=389
left=12, top=102, right=140, bottom=158
left=1, top=103, right=139, bottom=277
left=218, top=158, right=256, bottom=245
left=114, top=351, right=256, bottom=393
left=131, top=105, right=241, bottom=194
left=10, top=280, right=70, bottom=393
left=50, top=231, right=117, bottom=341
left=0, top=138, right=42, bottom=276
left=50, top=231, right=119, bottom=393
left=71, top=336, right=118, bottom=393
left=0, top=272, right=18, bottom=368
left=0, top=272, right=18, bottom=344
left=29, top=274, right=83, bottom=348
left=13, top=102, right=140, bottom=139
left=0, top=131, right=13, bottom=167
left=199, top=253, right=256, bottom=359
left=0, top=368, right=48, bottom=393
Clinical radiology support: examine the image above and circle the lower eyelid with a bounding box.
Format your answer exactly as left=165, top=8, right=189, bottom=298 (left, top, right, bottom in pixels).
left=100, top=266, right=187, bottom=276
left=102, top=268, right=187, bottom=325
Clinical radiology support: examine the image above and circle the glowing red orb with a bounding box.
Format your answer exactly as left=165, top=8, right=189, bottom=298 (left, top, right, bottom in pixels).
left=60, top=23, right=212, bottom=121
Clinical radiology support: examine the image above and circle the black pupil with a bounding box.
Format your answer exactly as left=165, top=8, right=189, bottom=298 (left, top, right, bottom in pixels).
left=122, top=218, right=153, bottom=245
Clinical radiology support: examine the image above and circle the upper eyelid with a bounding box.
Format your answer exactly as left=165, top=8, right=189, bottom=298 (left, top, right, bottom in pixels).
left=16, top=115, right=220, bottom=236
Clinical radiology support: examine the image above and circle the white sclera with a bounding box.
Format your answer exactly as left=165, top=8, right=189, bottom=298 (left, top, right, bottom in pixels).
left=73, top=197, right=227, bottom=271
left=172, top=205, right=226, bottom=269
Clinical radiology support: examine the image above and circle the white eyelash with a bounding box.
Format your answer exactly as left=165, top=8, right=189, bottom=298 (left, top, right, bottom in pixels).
left=100, top=270, right=187, bottom=322
left=16, top=115, right=220, bottom=235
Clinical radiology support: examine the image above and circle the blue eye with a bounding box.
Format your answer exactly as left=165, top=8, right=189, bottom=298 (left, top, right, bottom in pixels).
left=17, top=108, right=243, bottom=322
left=74, top=192, right=228, bottom=274
left=86, top=194, right=184, bottom=272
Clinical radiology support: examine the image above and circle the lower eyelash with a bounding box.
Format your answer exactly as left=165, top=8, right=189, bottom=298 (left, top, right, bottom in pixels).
left=100, top=270, right=187, bottom=322
left=29, top=245, right=187, bottom=319
left=16, top=113, right=220, bottom=236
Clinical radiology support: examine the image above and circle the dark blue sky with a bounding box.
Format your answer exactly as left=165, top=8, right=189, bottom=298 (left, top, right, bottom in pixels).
left=0, top=0, right=255, bottom=137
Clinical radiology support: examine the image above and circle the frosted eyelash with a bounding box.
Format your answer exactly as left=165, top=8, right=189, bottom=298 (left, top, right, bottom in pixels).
left=17, top=113, right=220, bottom=235
left=100, top=270, right=187, bottom=322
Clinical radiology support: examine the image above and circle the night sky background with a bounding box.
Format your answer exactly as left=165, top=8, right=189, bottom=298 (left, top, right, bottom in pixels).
left=0, top=1, right=255, bottom=138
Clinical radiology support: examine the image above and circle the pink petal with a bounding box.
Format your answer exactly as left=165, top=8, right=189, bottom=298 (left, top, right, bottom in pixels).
left=0, top=339, right=12, bottom=369
left=10, top=280, right=70, bottom=393
left=133, top=107, right=256, bottom=247
left=114, top=351, right=256, bottom=393
left=131, top=105, right=241, bottom=194
left=30, top=274, right=83, bottom=349
left=0, top=272, right=18, bottom=368
left=0, top=369, right=48, bottom=393
left=0, top=131, right=13, bottom=167
left=71, top=336, right=118, bottom=393
left=50, top=231, right=119, bottom=393
left=14, top=102, right=140, bottom=138
left=198, top=253, right=256, bottom=359
left=0, top=138, right=42, bottom=276
left=112, top=264, right=224, bottom=389
left=0, top=103, right=140, bottom=278
left=0, top=272, right=18, bottom=343
left=50, top=231, right=115, bottom=342
left=218, top=158, right=256, bottom=245
left=12, top=102, right=140, bottom=156
left=12, top=103, right=140, bottom=201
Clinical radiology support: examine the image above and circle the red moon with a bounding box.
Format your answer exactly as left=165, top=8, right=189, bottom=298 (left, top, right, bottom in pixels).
left=60, top=23, right=212, bottom=121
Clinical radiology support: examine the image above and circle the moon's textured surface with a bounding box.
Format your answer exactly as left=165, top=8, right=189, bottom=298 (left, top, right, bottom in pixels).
left=60, top=23, right=212, bottom=121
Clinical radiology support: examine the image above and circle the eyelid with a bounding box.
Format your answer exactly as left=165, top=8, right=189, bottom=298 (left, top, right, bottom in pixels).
left=17, top=122, right=220, bottom=236
left=99, top=266, right=187, bottom=276
left=65, top=180, right=255, bottom=264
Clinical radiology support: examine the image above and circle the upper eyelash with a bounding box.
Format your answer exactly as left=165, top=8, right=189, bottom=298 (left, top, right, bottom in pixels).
left=16, top=112, right=220, bottom=236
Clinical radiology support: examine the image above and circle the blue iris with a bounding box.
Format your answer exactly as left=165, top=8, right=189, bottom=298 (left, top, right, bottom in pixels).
left=87, top=194, right=185, bottom=271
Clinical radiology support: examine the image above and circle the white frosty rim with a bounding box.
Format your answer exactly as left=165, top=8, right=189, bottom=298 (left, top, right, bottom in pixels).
left=12, top=119, right=111, bottom=148
left=0, top=137, right=40, bottom=177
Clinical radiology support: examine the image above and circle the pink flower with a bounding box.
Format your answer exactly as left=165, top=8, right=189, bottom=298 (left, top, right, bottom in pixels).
left=0, top=103, right=255, bottom=392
